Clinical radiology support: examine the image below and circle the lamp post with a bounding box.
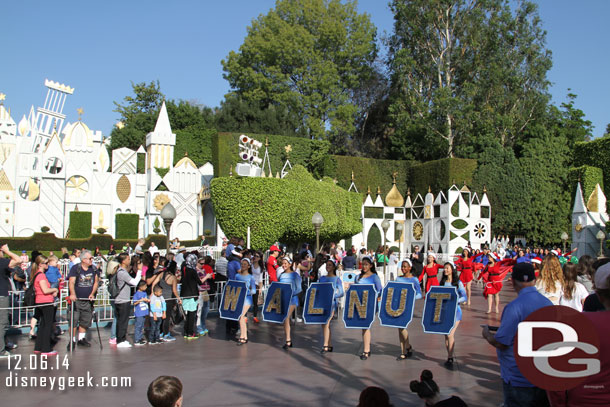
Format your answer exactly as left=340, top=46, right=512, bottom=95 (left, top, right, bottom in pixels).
left=561, top=231, right=569, bottom=254
left=597, top=229, right=606, bottom=258
left=396, top=222, right=404, bottom=260
left=312, top=212, right=324, bottom=255
left=160, top=203, right=177, bottom=255
left=381, top=219, right=390, bottom=283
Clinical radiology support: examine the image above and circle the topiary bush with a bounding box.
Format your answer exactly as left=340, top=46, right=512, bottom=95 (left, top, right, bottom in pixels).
left=409, top=158, right=478, bottom=197
left=69, top=211, right=92, bottom=238
left=210, top=165, right=362, bottom=250
left=115, top=214, right=140, bottom=240
left=40, top=226, right=50, bottom=233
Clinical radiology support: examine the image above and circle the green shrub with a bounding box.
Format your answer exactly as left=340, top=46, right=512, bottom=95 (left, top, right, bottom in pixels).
left=210, top=165, right=362, bottom=250
left=115, top=214, right=140, bottom=240
left=409, top=158, right=478, bottom=197
left=69, top=211, right=92, bottom=238
left=40, top=226, right=50, bottom=233
left=96, top=228, right=107, bottom=234
left=574, top=137, right=610, bottom=203
left=568, top=165, right=604, bottom=205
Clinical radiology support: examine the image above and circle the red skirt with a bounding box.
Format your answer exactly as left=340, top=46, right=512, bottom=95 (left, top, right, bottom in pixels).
left=459, top=268, right=474, bottom=284
left=483, top=281, right=503, bottom=298
left=424, top=276, right=439, bottom=293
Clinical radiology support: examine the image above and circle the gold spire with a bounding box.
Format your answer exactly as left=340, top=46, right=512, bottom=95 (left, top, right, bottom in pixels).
left=367, top=186, right=371, bottom=195
left=392, top=171, right=397, bottom=184
left=351, top=170, right=355, bottom=182
left=265, top=137, right=269, bottom=147
left=407, top=188, right=411, bottom=196
left=428, top=185, right=431, bottom=193
left=229, top=165, right=233, bottom=177
left=483, top=185, right=487, bottom=193
left=377, top=186, right=381, bottom=196
left=77, top=107, right=84, bottom=121
left=184, top=151, right=188, bottom=157
left=0, top=93, right=5, bottom=103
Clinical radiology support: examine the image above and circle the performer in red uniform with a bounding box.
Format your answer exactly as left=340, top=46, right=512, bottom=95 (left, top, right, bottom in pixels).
left=454, top=249, right=483, bottom=306
left=418, top=253, right=444, bottom=293
left=478, top=254, right=515, bottom=314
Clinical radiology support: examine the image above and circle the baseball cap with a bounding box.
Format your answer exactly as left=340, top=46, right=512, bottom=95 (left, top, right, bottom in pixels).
left=270, top=245, right=280, bottom=252
left=512, top=262, right=536, bottom=282
left=594, top=263, right=610, bottom=289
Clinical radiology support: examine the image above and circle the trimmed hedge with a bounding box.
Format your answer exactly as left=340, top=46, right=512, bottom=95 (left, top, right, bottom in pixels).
left=568, top=165, right=604, bottom=205
left=324, top=155, right=411, bottom=197
left=409, top=158, right=478, bottom=197
left=210, top=165, right=362, bottom=250
left=69, top=211, right=92, bottom=238
left=574, top=137, right=610, bottom=204
left=115, top=214, right=140, bottom=240
left=0, top=233, right=202, bottom=253
left=212, top=132, right=331, bottom=178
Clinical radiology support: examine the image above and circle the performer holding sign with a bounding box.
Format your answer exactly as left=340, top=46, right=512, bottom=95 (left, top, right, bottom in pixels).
left=395, top=260, right=422, bottom=360
left=440, top=263, right=467, bottom=369
left=318, top=259, right=344, bottom=354
left=235, top=258, right=256, bottom=345
left=278, top=258, right=301, bottom=350
left=355, top=257, right=382, bottom=360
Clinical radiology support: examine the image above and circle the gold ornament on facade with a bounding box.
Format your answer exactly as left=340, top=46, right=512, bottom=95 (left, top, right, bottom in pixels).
left=413, top=221, right=424, bottom=240
left=575, top=223, right=583, bottom=232
left=116, top=175, right=131, bottom=203
left=153, top=193, right=171, bottom=211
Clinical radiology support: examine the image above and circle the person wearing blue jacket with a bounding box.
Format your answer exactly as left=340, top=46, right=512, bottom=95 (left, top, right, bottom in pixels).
left=235, top=258, right=257, bottom=345
left=355, top=257, right=382, bottom=360
left=319, top=259, right=344, bottom=354
left=440, top=263, right=467, bottom=370
left=278, top=258, right=301, bottom=350
left=395, top=259, right=422, bottom=360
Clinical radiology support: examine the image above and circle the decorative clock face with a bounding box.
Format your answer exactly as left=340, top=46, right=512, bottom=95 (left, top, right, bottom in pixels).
left=44, top=157, right=63, bottom=174
left=66, top=175, right=89, bottom=198
left=474, top=223, right=486, bottom=239
left=413, top=221, right=424, bottom=240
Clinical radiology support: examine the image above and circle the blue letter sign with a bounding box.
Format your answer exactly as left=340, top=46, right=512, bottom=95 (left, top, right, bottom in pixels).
left=421, top=286, right=458, bottom=335
left=302, top=282, right=334, bottom=325
left=262, top=282, right=293, bottom=324
left=342, top=284, right=377, bottom=329
left=219, top=280, right=247, bottom=321
left=378, top=282, right=417, bottom=328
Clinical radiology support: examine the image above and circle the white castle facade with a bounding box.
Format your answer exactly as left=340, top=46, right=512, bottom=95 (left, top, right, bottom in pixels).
left=0, top=80, right=213, bottom=240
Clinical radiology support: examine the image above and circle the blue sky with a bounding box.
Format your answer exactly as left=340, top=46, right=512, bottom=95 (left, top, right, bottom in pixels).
left=2, top=1, right=609, bottom=139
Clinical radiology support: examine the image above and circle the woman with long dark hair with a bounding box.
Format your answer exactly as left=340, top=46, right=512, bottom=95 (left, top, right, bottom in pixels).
left=355, top=257, right=382, bottom=360
left=319, top=259, right=344, bottom=353
left=279, top=257, right=302, bottom=349
left=440, top=262, right=467, bottom=369
left=152, top=257, right=181, bottom=341
left=32, top=255, right=59, bottom=355
left=454, top=248, right=477, bottom=305
left=395, top=259, right=422, bottom=360
left=235, top=258, right=256, bottom=345
left=250, top=251, right=264, bottom=323
left=419, top=253, right=444, bottom=293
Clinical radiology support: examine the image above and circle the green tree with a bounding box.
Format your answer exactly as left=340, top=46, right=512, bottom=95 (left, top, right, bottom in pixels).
left=551, top=92, right=593, bottom=164
left=109, top=82, right=217, bottom=166
left=221, top=0, right=378, bottom=139
left=386, top=0, right=551, bottom=159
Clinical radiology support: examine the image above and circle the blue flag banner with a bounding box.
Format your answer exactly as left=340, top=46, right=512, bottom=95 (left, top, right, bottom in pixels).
left=421, top=286, right=458, bottom=335
left=219, top=280, right=247, bottom=321
left=378, top=282, right=417, bottom=329
left=302, top=282, right=334, bottom=325
left=342, top=284, right=377, bottom=329
left=262, top=282, right=293, bottom=324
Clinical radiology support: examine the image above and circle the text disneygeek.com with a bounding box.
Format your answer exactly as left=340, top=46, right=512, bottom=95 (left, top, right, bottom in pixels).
left=5, top=371, right=132, bottom=391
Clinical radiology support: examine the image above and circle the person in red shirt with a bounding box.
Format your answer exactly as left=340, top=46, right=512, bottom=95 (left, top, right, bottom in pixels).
left=267, top=245, right=280, bottom=282
left=478, top=253, right=515, bottom=314
left=418, top=253, right=444, bottom=293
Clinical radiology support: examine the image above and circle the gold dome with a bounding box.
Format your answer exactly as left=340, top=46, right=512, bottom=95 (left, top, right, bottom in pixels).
left=385, top=173, right=404, bottom=207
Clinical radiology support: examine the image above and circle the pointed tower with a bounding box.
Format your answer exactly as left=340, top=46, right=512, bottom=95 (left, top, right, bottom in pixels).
left=146, top=102, right=176, bottom=170
left=572, top=182, right=609, bottom=257
left=34, top=79, right=74, bottom=149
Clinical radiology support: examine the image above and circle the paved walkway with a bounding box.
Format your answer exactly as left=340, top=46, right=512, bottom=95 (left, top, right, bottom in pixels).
left=0, top=282, right=516, bottom=406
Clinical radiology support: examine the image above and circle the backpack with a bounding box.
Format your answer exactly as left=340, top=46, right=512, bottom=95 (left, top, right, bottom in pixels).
left=23, top=272, right=40, bottom=307
left=107, top=270, right=126, bottom=299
